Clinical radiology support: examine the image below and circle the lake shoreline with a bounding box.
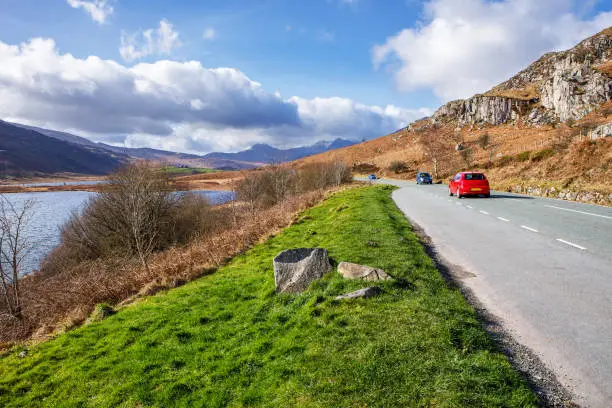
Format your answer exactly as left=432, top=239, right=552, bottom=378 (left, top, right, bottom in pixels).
left=0, top=180, right=234, bottom=194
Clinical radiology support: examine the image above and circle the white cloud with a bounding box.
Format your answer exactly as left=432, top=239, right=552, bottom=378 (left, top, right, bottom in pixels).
left=317, top=30, right=335, bottom=43
left=202, top=27, right=218, bottom=41
left=120, top=19, right=181, bottom=62
left=0, top=38, right=426, bottom=154
left=373, top=0, right=612, bottom=101
left=66, top=0, right=114, bottom=24
left=290, top=96, right=430, bottom=140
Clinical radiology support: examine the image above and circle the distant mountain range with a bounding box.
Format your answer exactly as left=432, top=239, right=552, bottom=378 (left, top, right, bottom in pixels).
left=0, top=120, right=357, bottom=176
left=203, top=139, right=355, bottom=164
left=0, top=121, right=123, bottom=176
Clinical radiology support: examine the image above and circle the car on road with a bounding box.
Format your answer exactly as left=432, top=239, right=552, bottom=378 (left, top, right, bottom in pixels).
left=449, top=172, right=490, bottom=198
left=416, top=172, right=433, bottom=185
left=368, top=174, right=377, bottom=180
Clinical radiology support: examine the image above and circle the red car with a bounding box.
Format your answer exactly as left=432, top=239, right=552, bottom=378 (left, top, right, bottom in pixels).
left=449, top=172, right=490, bottom=198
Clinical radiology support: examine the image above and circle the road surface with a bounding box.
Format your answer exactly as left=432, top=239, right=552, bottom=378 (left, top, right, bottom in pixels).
left=378, top=180, right=612, bottom=407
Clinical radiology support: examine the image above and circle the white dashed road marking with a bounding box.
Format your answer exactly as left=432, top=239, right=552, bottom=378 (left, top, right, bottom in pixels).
left=521, top=225, right=539, bottom=233
left=544, top=205, right=612, bottom=220
left=497, top=217, right=510, bottom=222
left=466, top=205, right=473, bottom=209
left=556, top=239, right=587, bottom=250
left=479, top=210, right=489, bottom=215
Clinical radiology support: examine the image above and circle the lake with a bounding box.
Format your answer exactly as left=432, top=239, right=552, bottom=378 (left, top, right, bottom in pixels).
left=3, top=190, right=235, bottom=276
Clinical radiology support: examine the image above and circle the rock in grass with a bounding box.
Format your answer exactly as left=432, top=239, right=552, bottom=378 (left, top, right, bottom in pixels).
left=273, top=248, right=332, bottom=293
left=335, top=287, right=382, bottom=300
left=337, top=262, right=391, bottom=281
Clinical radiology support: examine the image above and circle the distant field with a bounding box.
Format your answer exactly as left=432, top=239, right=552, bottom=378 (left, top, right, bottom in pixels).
left=0, top=186, right=537, bottom=407
left=162, top=166, right=218, bottom=175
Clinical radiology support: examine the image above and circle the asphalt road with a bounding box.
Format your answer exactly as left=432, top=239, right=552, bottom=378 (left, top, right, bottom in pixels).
left=377, top=179, right=612, bottom=407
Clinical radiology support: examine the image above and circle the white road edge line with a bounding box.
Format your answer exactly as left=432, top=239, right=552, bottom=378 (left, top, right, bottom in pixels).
left=556, top=238, right=587, bottom=250
left=479, top=210, right=489, bottom=215
left=521, top=225, right=539, bottom=233
left=497, top=217, right=510, bottom=222
left=466, top=205, right=473, bottom=209
left=544, top=205, right=612, bottom=220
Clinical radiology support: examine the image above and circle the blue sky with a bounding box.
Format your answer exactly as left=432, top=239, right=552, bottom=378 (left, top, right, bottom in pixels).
left=0, top=0, right=610, bottom=153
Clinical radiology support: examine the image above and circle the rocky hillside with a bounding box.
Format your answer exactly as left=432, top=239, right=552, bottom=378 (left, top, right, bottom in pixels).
left=432, top=27, right=612, bottom=128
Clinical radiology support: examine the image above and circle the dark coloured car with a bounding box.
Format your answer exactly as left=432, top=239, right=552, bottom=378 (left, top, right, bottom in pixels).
left=368, top=174, right=377, bottom=180
left=416, top=172, right=433, bottom=185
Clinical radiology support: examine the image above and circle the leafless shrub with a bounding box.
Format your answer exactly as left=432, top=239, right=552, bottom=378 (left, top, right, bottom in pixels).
left=459, top=148, right=474, bottom=168
left=0, top=197, right=35, bottom=319
left=297, top=161, right=351, bottom=192
left=478, top=133, right=490, bottom=150
left=55, top=163, right=215, bottom=272
left=388, top=161, right=409, bottom=174
left=351, top=163, right=379, bottom=174
left=235, top=166, right=296, bottom=210
left=236, top=161, right=351, bottom=208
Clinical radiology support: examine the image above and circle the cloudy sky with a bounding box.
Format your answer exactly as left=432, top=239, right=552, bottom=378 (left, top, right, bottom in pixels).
left=0, top=0, right=610, bottom=153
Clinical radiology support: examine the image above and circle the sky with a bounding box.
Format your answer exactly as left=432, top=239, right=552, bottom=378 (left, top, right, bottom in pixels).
left=0, top=0, right=610, bottom=154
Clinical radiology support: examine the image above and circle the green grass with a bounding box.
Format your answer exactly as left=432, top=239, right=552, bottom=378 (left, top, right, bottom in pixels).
left=0, top=186, right=538, bottom=407
left=515, top=151, right=532, bottom=162
left=162, top=166, right=218, bottom=175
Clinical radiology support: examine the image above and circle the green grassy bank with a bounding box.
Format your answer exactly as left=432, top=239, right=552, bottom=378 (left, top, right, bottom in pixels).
left=0, top=186, right=537, bottom=407
left=163, top=166, right=218, bottom=176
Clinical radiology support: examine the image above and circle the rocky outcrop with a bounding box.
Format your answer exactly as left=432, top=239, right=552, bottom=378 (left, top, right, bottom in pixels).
left=273, top=248, right=332, bottom=293
left=539, top=56, right=612, bottom=122
left=335, top=287, right=382, bottom=300
left=337, top=262, right=391, bottom=281
left=589, top=122, right=612, bottom=139
left=433, top=96, right=532, bottom=127
left=432, top=28, right=612, bottom=128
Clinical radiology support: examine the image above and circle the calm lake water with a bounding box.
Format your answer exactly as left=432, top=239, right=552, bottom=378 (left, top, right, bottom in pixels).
left=4, top=190, right=235, bottom=276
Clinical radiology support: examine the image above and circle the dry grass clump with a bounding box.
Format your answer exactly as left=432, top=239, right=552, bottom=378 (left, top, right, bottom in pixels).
left=0, top=162, right=351, bottom=344
left=484, top=84, right=540, bottom=101
left=594, top=61, right=612, bottom=77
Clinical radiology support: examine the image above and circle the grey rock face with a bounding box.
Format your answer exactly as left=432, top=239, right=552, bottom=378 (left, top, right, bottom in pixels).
left=335, top=287, right=382, bottom=300
left=273, top=248, right=332, bottom=293
left=590, top=122, right=612, bottom=139
left=539, top=56, right=612, bottom=122
left=433, top=96, right=533, bottom=127
left=337, top=262, right=391, bottom=281
left=431, top=31, right=612, bottom=128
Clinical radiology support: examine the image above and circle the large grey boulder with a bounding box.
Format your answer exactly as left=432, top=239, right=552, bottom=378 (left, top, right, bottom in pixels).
left=337, top=262, right=391, bottom=281
left=273, top=248, right=332, bottom=293
left=335, top=287, right=382, bottom=300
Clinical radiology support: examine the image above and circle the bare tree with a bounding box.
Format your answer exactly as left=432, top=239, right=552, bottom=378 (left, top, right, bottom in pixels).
left=61, top=163, right=177, bottom=271
left=0, top=196, right=35, bottom=319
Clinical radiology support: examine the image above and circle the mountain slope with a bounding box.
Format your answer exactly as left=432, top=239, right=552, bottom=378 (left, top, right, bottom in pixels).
left=0, top=121, right=123, bottom=176
left=13, top=123, right=100, bottom=148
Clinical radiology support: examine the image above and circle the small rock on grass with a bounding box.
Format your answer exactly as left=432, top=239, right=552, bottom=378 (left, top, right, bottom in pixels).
left=338, top=262, right=391, bottom=281
left=335, top=287, right=382, bottom=300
